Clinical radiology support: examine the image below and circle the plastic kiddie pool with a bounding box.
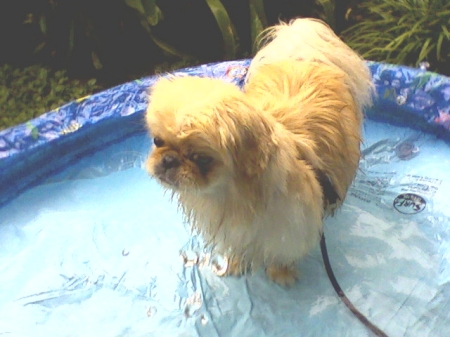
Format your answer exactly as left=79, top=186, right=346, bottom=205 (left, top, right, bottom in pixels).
left=0, top=60, right=449, bottom=337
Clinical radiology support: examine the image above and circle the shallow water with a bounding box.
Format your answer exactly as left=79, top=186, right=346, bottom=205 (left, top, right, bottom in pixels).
left=0, top=119, right=449, bottom=337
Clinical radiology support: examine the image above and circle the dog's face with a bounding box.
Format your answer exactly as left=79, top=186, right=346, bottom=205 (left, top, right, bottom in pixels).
left=145, top=76, right=274, bottom=193
left=145, top=120, right=228, bottom=191
left=146, top=77, right=224, bottom=192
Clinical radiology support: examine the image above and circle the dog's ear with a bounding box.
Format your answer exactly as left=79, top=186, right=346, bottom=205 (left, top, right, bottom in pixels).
left=214, top=98, right=276, bottom=179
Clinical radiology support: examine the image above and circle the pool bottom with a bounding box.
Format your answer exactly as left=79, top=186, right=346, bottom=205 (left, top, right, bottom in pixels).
left=0, top=119, right=449, bottom=336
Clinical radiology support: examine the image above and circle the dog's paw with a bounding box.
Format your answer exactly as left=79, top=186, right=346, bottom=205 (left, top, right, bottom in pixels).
left=266, top=264, right=299, bottom=287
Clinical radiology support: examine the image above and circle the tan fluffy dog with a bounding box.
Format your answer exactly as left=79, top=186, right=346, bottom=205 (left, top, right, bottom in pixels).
left=145, top=18, right=373, bottom=286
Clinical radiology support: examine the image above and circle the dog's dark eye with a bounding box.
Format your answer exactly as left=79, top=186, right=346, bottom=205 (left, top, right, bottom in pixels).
left=153, top=137, right=164, bottom=147
left=190, top=153, right=213, bottom=172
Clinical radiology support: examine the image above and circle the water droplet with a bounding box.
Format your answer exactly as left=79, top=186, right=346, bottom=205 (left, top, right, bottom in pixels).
left=419, top=61, right=430, bottom=71
left=396, top=95, right=406, bottom=105
left=180, top=250, right=199, bottom=267
left=198, top=253, right=211, bottom=269
left=184, top=292, right=202, bottom=317
left=211, top=255, right=228, bottom=276
left=146, top=306, right=157, bottom=317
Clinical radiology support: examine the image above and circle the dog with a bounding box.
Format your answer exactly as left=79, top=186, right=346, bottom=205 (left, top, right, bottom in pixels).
left=145, top=18, right=373, bottom=286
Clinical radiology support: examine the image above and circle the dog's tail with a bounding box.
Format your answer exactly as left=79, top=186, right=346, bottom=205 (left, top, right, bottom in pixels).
left=247, top=18, right=374, bottom=112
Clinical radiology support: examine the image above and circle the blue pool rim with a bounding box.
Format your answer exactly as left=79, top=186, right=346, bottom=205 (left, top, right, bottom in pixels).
left=0, top=59, right=449, bottom=207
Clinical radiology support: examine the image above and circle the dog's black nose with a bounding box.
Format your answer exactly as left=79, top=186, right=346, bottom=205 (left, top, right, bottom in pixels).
left=162, top=154, right=181, bottom=169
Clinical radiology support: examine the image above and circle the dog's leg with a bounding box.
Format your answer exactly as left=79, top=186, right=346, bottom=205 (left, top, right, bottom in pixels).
left=266, top=264, right=299, bottom=286
left=223, top=255, right=249, bottom=277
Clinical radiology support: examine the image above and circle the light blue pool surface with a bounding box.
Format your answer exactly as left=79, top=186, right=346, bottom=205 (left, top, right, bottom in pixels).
left=0, top=60, right=450, bottom=336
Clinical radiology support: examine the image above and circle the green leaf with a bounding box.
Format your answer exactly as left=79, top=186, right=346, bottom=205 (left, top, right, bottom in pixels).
left=136, top=18, right=189, bottom=58
left=34, top=41, right=46, bottom=54
left=23, top=13, right=34, bottom=24
left=441, top=25, right=450, bottom=39
left=412, top=73, right=433, bottom=90
left=151, top=36, right=184, bottom=57
left=204, top=0, right=236, bottom=59
left=249, top=0, right=267, bottom=53
left=436, top=33, right=444, bottom=61
left=39, top=15, right=47, bottom=35
left=142, top=0, right=163, bottom=26
left=249, top=0, right=267, bottom=27
left=249, top=3, right=264, bottom=54
left=91, top=51, right=103, bottom=70
left=124, top=0, right=145, bottom=14
left=315, top=0, right=335, bottom=28
left=418, top=38, right=433, bottom=62
left=25, top=122, right=39, bottom=139
left=396, top=40, right=416, bottom=61
left=31, top=126, right=39, bottom=139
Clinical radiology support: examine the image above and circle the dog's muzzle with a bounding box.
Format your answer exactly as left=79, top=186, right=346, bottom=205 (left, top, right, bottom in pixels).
left=154, top=153, right=182, bottom=187
left=161, top=154, right=181, bottom=170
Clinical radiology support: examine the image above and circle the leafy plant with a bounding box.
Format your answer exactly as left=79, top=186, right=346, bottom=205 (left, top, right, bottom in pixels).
left=342, top=0, right=450, bottom=75
left=21, top=0, right=269, bottom=75
left=24, top=0, right=103, bottom=70
left=123, top=0, right=190, bottom=59
left=0, top=64, right=100, bottom=130
left=249, top=0, right=268, bottom=53
left=21, top=0, right=171, bottom=83
left=170, top=0, right=268, bottom=59
left=314, top=0, right=336, bottom=30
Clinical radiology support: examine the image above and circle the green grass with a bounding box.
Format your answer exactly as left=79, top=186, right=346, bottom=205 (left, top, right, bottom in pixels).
left=0, top=64, right=100, bottom=130
left=342, top=0, right=450, bottom=75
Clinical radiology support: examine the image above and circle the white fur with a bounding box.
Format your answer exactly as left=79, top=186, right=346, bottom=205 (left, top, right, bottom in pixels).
left=146, top=18, right=374, bottom=283
left=178, top=124, right=324, bottom=267
left=248, top=18, right=374, bottom=112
